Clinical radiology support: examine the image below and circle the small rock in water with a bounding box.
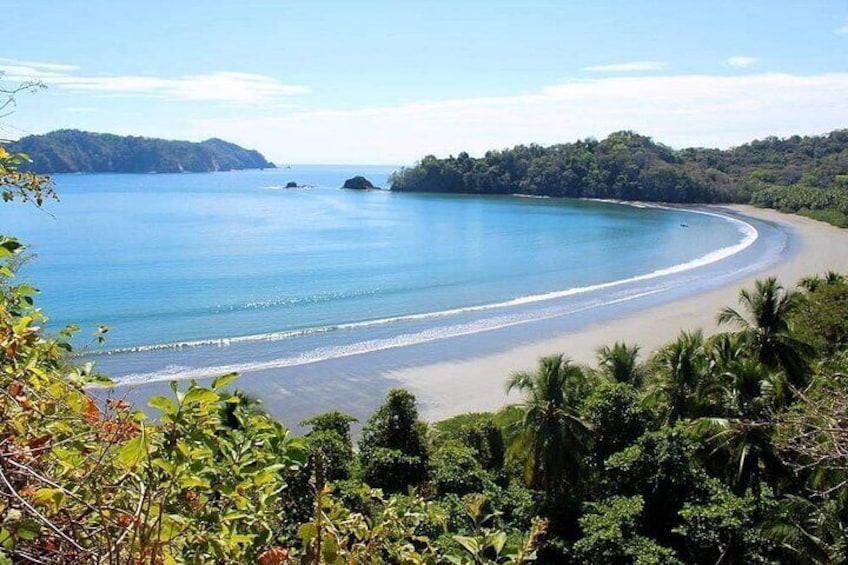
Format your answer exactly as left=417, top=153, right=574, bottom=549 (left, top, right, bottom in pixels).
left=341, top=176, right=378, bottom=190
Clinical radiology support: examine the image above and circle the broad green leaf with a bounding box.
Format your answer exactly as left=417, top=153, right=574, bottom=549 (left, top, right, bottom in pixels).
left=183, top=388, right=219, bottom=406
left=117, top=427, right=148, bottom=468
left=34, top=488, right=66, bottom=512
left=85, top=373, right=114, bottom=386
left=15, top=519, right=41, bottom=541
left=15, top=284, right=37, bottom=296
left=212, top=372, right=239, bottom=391
left=179, top=475, right=207, bottom=489
left=0, top=528, right=13, bottom=551
left=158, top=515, right=183, bottom=542
left=491, top=531, right=508, bottom=555
left=149, top=395, right=178, bottom=416
left=322, top=533, right=339, bottom=561
left=454, top=535, right=480, bottom=556
left=298, top=522, right=318, bottom=543
left=222, top=513, right=250, bottom=522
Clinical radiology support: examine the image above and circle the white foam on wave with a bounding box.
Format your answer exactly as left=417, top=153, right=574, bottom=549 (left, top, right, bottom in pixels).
left=115, top=287, right=669, bottom=385
left=104, top=206, right=758, bottom=359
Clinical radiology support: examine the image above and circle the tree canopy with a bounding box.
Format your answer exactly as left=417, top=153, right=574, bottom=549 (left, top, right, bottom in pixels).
left=390, top=129, right=848, bottom=227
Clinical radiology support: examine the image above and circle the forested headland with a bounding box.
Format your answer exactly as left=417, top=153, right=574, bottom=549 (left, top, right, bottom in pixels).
left=390, top=130, right=848, bottom=227
left=3, top=141, right=848, bottom=563
left=6, top=129, right=275, bottom=174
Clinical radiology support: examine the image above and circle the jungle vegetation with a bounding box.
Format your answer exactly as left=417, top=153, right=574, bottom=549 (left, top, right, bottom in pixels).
left=389, top=130, right=848, bottom=227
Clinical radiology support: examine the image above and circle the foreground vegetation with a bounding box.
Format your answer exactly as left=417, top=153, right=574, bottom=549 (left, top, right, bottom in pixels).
left=390, top=130, right=848, bottom=227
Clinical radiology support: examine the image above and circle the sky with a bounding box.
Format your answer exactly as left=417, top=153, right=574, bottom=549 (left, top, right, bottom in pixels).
left=1, top=0, right=847, bottom=165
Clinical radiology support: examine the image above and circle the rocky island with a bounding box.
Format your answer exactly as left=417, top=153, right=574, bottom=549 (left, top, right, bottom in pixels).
left=341, top=175, right=379, bottom=190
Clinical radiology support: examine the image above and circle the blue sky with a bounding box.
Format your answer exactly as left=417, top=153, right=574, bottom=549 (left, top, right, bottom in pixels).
left=2, top=0, right=847, bottom=164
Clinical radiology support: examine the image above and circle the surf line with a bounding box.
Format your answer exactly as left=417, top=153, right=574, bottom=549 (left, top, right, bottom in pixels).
left=115, top=285, right=676, bottom=386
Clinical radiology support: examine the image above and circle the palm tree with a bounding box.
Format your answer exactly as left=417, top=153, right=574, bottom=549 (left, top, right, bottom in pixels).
left=693, top=357, right=786, bottom=501
left=799, top=271, right=846, bottom=292
left=504, top=354, right=592, bottom=495
left=596, top=342, right=646, bottom=388
left=717, top=277, right=813, bottom=387
left=647, top=330, right=709, bottom=423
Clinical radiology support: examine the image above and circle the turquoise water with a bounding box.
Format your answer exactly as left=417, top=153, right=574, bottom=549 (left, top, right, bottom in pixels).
left=0, top=166, right=768, bottom=388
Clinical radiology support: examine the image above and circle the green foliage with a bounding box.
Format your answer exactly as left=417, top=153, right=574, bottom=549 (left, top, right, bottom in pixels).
left=430, top=444, right=488, bottom=496
left=142, top=378, right=308, bottom=562
left=793, top=274, right=848, bottom=356
left=0, top=145, right=55, bottom=207
left=778, top=358, right=848, bottom=501
left=296, top=484, right=445, bottom=564
left=434, top=413, right=505, bottom=472
left=302, top=411, right=357, bottom=439
left=390, top=132, right=725, bottom=203
left=605, top=427, right=709, bottom=545
left=305, top=431, right=354, bottom=482
left=302, top=411, right=357, bottom=481
left=359, top=389, right=430, bottom=492
left=444, top=495, right=546, bottom=564
left=675, top=480, right=775, bottom=564
left=583, top=382, right=650, bottom=464
left=573, top=496, right=681, bottom=564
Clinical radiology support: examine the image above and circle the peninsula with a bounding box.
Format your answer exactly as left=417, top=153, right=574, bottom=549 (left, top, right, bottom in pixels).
left=7, top=129, right=275, bottom=174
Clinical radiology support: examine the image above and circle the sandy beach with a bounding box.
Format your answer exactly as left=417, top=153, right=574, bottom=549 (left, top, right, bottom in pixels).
left=389, top=205, right=848, bottom=421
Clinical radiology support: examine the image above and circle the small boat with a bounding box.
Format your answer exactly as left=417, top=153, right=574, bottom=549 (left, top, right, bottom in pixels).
left=680, top=223, right=689, bottom=227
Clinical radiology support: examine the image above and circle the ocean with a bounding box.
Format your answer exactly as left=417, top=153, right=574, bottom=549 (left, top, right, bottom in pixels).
left=0, top=165, right=789, bottom=424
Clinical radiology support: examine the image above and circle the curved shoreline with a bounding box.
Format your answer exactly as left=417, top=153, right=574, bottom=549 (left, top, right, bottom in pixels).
left=387, top=205, right=848, bottom=421
left=103, top=202, right=756, bottom=358
left=107, top=203, right=759, bottom=386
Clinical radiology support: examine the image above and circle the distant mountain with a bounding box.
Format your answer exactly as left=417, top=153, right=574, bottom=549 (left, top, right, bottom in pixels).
left=7, top=130, right=275, bottom=173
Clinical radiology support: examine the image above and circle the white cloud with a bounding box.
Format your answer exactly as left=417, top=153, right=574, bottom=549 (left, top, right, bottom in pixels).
left=187, top=73, right=848, bottom=164
left=65, top=107, right=97, bottom=113
left=584, top=61, right=667, bottom=73
left=727, top=56, right=759, bottom=68
left=0, top=57, right=79, bottom=73
left=0, top=60, right=309, bottom=105
left=835, top=24, right=848, bottom=35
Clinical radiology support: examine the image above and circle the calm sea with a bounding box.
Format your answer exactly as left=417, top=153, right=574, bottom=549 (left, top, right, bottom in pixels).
left=1, top=166, right=784, bottom=396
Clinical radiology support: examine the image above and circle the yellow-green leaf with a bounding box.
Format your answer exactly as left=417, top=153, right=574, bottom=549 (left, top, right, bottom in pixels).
left=212, top=372, right=239, bottom=391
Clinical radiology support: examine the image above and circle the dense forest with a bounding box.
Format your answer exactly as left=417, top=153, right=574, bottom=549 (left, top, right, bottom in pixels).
left=6, top=130, right=275, bottom=174
left=390, top=130, right=848, bottom=227
left=3, top=143, right=848, bottom=563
